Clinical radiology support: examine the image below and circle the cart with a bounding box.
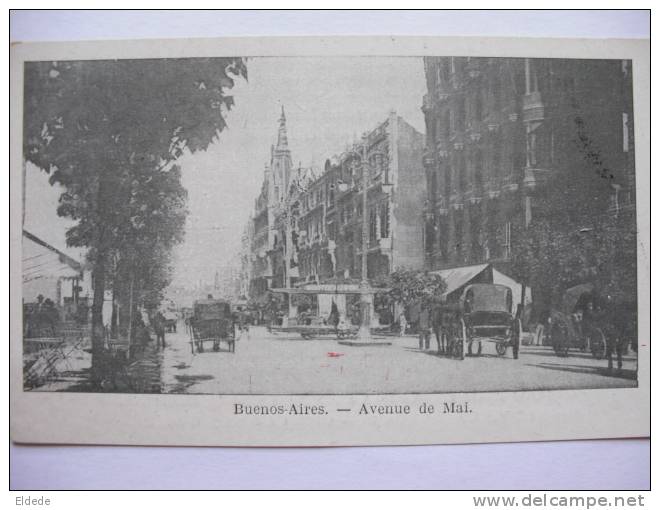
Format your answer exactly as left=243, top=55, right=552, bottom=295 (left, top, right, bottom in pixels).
left=189, top=299, right=235, bottom=353
left=548, top=284, right=608, bottom=359
left=438, top=283, right=521, bottom=360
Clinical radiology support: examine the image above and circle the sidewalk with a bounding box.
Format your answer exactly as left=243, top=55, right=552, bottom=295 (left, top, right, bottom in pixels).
left=34, top=338, right=163, bottom=393
left=124, top=341, right=163, bottom=393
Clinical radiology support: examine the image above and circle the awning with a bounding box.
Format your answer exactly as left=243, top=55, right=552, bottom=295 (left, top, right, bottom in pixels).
left=22, top=230, right=82, bottom=283
left=430, top=263, right=532, bottom=306
left=430, top=263, right=490, bottom=299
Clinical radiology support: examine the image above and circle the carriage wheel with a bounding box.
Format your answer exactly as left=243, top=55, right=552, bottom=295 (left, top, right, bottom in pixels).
left=197, top=341, right=204, bottom=353
left=496, top=342, right=507, bottom=356
left=589, top=328, right=607, bottom=360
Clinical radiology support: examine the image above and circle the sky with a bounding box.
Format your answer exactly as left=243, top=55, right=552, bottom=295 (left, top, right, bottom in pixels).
left=23, top=56, right=428, bottom=290
left=171, top=56, right=427, bottom=288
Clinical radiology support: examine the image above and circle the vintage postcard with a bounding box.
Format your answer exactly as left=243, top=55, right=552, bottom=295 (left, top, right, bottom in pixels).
left=10, top=36, right=649, bottom=446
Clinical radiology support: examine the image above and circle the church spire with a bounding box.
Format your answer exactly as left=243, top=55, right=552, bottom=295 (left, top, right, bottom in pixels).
left=276, top=105, right=288, bottom=151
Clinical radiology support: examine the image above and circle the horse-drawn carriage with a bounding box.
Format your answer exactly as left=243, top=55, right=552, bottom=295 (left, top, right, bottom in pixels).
left=548, top=284, right=608, bottom=359
left=189, top=299, right=235, bottom=353
left=436, top=283, right=521, bottom=360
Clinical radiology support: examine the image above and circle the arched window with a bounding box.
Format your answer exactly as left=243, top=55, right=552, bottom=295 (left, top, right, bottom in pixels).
left=430, top=172, right=438, bottom=200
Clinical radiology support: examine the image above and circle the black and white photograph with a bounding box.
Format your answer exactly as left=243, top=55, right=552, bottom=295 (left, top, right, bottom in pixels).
left=20, top=53, right=640, bottom=396
left=10, top=30, right=650, bottom=452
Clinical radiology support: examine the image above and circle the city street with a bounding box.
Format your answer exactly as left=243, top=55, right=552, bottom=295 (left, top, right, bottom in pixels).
left=159, top=324, right=637, bottom=395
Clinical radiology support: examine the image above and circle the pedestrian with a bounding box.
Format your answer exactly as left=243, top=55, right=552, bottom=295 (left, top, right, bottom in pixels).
left=239, top=312, right=250, bottom=340
left=153, top=311, right=166, bottom=349
left=328, top=300, right=340, bottom=329
left=398, top=311, right=408, bottom=337
left=418, top=305, right=431, bottom=351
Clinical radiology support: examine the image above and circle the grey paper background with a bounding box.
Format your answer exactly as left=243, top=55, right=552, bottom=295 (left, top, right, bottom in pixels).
left=10, top=9, right=650, bottom=490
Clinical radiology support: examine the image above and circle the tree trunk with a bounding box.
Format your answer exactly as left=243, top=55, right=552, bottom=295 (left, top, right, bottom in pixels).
left=110, top=287, right=118, bottom=338
left=90, top=251, right=107, bottom=384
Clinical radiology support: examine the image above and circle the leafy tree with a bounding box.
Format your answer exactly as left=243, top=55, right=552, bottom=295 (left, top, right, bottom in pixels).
left=375, top=268, right=447, bottom=311
left=110, top=163, right=188, bottom=338
left=510, top=109, right=637, bottom=319
left=24, top=58, right=246, bottom=382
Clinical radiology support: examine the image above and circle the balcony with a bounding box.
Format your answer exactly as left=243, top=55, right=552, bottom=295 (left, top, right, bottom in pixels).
left=422, top=149, right=436, bottom=169
left=522, top=91, right=544, bottom=122
left=449, top=192, right=464, bottom=210
left=523, top=167, right=554, bottom=191
left=422, top=93, right=433, bottom=113
left=468, top=124, right=482, bottom=143
left=501, top=173, right=519, bottom=193
left=435, top=83, right=450, bottom=101
left=435, top=139, right=450, bottom=159
left=379, top=237, right=393, bottom=252
left=466, top=58, right=481, bottom=79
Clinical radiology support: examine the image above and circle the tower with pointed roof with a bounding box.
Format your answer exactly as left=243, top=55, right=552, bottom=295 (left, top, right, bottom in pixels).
left=269, top=105, right=293, bottom=206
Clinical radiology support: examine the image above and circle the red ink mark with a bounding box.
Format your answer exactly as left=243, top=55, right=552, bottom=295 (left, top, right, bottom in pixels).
left=327, top=352, right=344, bottom=358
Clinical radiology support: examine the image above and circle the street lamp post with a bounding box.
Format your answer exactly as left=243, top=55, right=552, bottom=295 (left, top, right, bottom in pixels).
left=358, top=136, right=372, bottom=341
left=337, top=136, right=391, bottom=347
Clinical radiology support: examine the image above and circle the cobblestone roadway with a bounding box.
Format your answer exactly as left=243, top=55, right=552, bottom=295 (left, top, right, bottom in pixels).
left=159, top=324, right=637, bottom=395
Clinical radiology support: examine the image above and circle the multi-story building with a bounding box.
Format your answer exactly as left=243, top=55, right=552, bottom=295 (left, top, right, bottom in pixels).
left=293, top=111, right=426, bottom=283
left=245, top=110, right=426, bottom=303
left=247, top=106, right=294, bottom=301
left=237, top=219, right=253, bottom=300
left=420, top=57, right=635, bottom=274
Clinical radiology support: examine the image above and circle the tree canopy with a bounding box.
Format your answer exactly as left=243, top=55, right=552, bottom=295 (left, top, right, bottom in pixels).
left=23, top=57, right=247, bottom=379
left=375, top=268, right=447, bottom=309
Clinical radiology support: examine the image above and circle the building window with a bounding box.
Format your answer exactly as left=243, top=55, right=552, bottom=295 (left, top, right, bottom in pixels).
left=525, top=58, right=539, bottom=94
left=621, top=60, right=630, bottom=77
left=380, top=203, right=390, bottom=238
left=622, top=112, right=630, bottom=153
left=549, top=127, right=555, bottom=164
left=503, top=221, right=512, bottom=259
left=443, top=110, right=451, bottom=139
left=526, top=123, right=539, bottom=167
left=474, top=91, right=483, bottom=122
left=442, top=60, right=450, bottom=82
left=369, top=209, right=378, bottom=243
left=474, top=148, right=483, bottom=190
left=492, top=133, right=502, bottom=181
left=455, top=215, right=463, bottom=259
left=492, top=72, right=502, bottom=111
left=457, top=96, right=466, bottom=131
left=458, top=151, right=467, bottom=192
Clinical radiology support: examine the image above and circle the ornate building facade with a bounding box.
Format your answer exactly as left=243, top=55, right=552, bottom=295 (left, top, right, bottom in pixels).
left=245, top=110, right=426, bottom=302
left=247, top=106, right=294, bottom=301
left=293, top=112, right=426, bottom=284
left=421, top=57, right=636, bottom=273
